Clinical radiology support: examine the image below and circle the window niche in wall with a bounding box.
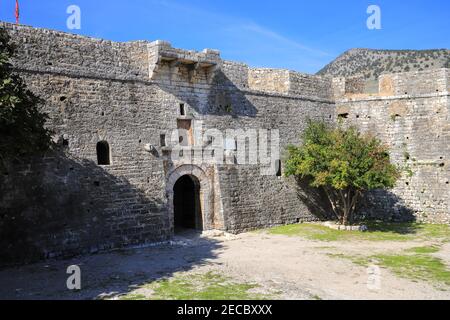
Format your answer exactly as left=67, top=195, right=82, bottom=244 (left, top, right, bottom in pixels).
left=275, top=159, right=282, bottom=177
left=96, top=141, right=111, bottom=165
left=179, top=103, right=186, bottom=116
left=160, top=134, right=167, bottom=147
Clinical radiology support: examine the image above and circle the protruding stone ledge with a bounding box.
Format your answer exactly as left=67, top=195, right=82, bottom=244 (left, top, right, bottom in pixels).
left=149, top=40, right=221, bottom=81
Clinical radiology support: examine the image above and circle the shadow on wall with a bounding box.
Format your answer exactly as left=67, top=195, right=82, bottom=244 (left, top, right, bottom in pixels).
left=0, top=150, right=168, bottom=267
left=157, top=68, right=258, bottom=118
left=294, top=177, right=334, bottom=221
left=358, top=190, right=416, bottom=223
left=294, top=177, right=416, bottom=223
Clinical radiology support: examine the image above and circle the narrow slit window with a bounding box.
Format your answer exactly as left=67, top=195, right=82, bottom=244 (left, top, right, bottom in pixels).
left=96, top=141, right=110, bottom=165
left=160, top=134, right=167, bottom=147
left=275, top=159, right=282, bottom=177
left=180, top=103, right=186, bottom=116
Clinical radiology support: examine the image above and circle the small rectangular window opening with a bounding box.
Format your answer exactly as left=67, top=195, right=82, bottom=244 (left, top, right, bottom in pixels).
left=180, top=103, right=186, bottom=116
left=276, top=159, right=282, bottom=177
left=160, top=134, right=167, bottom=147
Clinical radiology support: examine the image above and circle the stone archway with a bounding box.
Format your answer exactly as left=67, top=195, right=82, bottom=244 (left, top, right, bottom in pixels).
left=166, top=165, right=213, bottom=233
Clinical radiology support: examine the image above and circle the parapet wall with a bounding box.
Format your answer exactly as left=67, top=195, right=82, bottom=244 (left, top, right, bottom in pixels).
left=221, top=61, right=250, bottom=89
left=247, top=68, right=334, bottom=100
left=333, top=68, right=449, bottom=98
left=379, top=68, right=448, bottom=96
left=2, top=22, right=336, bottom=102
left=1, top=22, right=149, bottom=81
left=248, top=68, right=290, bottom=94
left=3, top=22, right=447, bottom=101
left=288, top=72, right=333, bottom=100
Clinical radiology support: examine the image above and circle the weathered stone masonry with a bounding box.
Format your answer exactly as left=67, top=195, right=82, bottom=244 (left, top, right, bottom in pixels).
left=0, top=23, right=448, bottom=264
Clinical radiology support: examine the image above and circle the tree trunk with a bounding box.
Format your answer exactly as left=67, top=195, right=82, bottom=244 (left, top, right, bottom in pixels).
left=323, top=187, right=340, bottom=221
left=348, top=190, right=360, bottom=225
left=324, top=187, right=361, bottom=226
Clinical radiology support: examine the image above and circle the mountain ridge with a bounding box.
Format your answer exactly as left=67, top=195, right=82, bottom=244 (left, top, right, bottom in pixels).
left=317, top=48, right=450, bottom=80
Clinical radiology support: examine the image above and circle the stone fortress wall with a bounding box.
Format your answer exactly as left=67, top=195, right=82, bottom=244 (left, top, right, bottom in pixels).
left=334, top=68, right=449, bottom=223
left=0, top=22, right=448, bottom=264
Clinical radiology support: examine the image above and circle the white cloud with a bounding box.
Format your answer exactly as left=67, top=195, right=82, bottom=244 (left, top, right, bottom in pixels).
left=238, top=23, right=331, bottom=57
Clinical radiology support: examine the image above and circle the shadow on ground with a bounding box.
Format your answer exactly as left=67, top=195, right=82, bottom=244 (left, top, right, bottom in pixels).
left=362, top=221, right=429, bottom=235
left=0, top=231, right=222, bottom=300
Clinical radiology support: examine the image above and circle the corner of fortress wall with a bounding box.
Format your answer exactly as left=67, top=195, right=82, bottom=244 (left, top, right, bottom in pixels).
left=0, top=21, right=448, bottom=264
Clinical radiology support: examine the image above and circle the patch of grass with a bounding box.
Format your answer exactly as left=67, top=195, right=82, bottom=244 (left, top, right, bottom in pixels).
left=419, top=224, right=450, bottom=240
left=120, top=272, right=276, bottom=300
left=120, top=294, right=146, bottom=300
left=266, top=222, right=450, bottom=242
left=329, top=246, right=450, bottom=287
left=373, top=253, right=450, bottom=286
left=405, top=246, right=440, bottom=254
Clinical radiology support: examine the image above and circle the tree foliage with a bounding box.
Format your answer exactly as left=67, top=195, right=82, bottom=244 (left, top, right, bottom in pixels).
left=285, top=120, right=400, bottom=225
left=0, top=28, right=52, bottom=171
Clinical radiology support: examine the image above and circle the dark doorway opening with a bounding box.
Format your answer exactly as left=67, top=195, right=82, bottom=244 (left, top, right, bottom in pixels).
left=173, top=175, right=202, bottom=232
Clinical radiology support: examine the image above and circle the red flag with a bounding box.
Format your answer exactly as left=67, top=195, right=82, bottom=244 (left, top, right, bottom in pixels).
left=15, top=0, right=20, bottom=24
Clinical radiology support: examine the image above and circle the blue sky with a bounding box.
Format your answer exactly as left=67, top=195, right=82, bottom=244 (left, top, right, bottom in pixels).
left=0, top=0, right=449, bottom=73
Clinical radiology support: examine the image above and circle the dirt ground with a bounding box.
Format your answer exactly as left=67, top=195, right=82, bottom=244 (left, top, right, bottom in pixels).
left=1, top=230, right=449, bottom=300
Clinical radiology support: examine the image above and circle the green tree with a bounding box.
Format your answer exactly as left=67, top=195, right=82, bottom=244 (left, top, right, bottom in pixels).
left=285, top=120, right=400, bottom=225
left=0, top=28, right=52, bottom=171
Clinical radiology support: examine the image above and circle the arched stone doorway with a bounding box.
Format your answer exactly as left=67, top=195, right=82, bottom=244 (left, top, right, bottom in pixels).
left=173, top=175, right=202, bottom=231
left=166, top=165, right=213, bottom=234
